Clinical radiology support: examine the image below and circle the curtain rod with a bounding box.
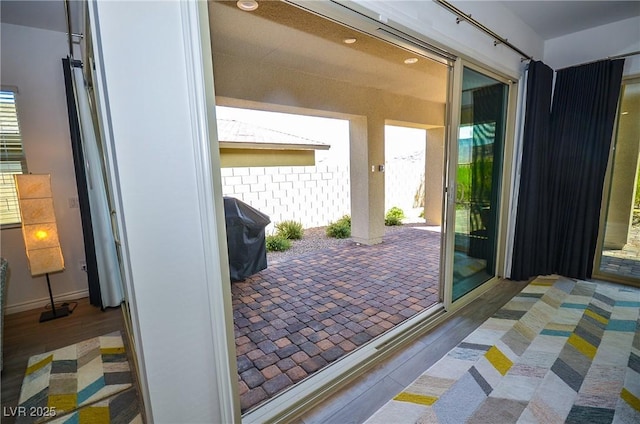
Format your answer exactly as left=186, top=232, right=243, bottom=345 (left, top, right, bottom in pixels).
left=610, top=50, right=640, bottom=60
left=64, top=0, right=73, bottom=58
left=559, top=50, right=640, bottom=71
left=433, top=0, right=533, bottom=61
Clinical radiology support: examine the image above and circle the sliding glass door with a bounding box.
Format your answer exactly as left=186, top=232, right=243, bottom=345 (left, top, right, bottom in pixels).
left=209, top=0, right=454, bottom=416
left=450, top=66, right=508, bottom=301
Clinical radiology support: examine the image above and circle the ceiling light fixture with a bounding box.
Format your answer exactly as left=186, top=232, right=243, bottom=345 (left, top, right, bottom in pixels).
left=404, top=57, right=419, bottom=64
left=343, top=38, right=357, bottom=44
left=237, top=0, right=259, bottom=11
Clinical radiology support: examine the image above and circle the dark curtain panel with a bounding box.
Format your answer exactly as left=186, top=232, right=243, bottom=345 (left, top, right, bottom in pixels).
left=510, top=61, right=554, bottom=281
left=548, top=59, right=625, bottom=279
left=468, top=84, right=507, bottom=274
left=511, top=59, right=624, bottom=281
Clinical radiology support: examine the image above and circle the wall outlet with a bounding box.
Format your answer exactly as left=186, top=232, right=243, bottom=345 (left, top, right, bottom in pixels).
left=79, top=261, right=87, bottom=272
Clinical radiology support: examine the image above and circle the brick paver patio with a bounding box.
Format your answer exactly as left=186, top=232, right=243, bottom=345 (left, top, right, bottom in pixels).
left=232, top=226, right=441, bottom=412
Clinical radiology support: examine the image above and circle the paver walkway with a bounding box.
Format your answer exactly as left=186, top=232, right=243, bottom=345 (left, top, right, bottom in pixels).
left=232, top=226, right=441, bottom=413
left=601, top=224, right=640, bottom=279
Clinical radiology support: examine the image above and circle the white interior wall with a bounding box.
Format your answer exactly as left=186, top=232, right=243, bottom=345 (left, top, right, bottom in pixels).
left=544, top=16, right=640, bottom=75
left=0, top=23, right=88, bottom=313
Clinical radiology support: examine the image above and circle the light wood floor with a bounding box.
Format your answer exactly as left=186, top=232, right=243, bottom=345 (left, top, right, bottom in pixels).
left=296, top=278, right=530, bottom=424
left=1, top=299, right=131, bottom=423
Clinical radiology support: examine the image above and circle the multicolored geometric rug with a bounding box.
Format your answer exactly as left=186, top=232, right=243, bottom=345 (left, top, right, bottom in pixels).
left=16, top=332, right=141, bottom=424
left=366, top=276, right=640, bottom=423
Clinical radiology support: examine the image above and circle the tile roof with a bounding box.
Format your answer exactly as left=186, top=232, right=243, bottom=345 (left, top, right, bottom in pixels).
left=217, top=119, right=329, bottom=148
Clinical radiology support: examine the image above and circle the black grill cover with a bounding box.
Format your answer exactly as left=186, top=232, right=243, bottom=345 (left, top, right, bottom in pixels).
left=223, top=197, right=270, bottom=282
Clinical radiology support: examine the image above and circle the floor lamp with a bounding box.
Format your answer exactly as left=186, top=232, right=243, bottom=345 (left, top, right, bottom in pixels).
left=15, top=174, right=69, bottom=322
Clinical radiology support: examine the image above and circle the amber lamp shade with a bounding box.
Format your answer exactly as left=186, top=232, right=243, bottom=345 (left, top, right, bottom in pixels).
left=15, top=174, right=65, bottom=276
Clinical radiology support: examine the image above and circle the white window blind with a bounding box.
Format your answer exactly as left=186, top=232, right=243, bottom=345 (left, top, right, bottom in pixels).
left=0, top=89, right=27, bottom=226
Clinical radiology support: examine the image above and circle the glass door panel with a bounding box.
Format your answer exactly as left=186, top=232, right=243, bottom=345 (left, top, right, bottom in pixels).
left=452, top=67, right=508, bottom=301
left=209, top=0, right=453, bottom=415
left=596, top=79, right=640, bottom=284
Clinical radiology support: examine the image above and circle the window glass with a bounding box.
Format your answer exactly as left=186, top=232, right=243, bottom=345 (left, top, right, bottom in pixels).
left=0, top=89, right=27, bottom=226
left=452, top=68, right=508, bottom=301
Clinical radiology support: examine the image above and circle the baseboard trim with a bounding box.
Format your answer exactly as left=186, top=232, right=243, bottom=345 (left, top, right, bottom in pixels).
left=5, top=289, right=89, bottom=315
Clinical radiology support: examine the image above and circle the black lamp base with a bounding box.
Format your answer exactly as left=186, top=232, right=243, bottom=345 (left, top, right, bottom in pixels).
left=38, top=272, right=71, bottom=323
left=39, top=304, right=70, bottom=323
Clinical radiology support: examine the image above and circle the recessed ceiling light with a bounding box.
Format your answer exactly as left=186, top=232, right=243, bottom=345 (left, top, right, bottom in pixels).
left=343, top=38, right=357, bottom=44
left=237, top=0, right=259, bottom=11
left=404, top=57, right=419, bottom=64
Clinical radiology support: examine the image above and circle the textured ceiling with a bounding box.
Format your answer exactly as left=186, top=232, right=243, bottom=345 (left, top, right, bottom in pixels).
left=208, top=0, right=449, bottom=104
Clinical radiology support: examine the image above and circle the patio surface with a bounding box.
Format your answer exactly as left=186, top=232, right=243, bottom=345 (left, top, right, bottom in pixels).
left=232, top=225, right=441, bottom=413
left=600, top=223, right=640, bottom=279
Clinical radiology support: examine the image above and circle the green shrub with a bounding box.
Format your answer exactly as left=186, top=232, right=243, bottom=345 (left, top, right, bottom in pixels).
left=385, top=206, right=405, bottom=226
left=326, top=215, right=351, bottom=239
left=275, top=220, right=304, bottom=240
left=266, top=235, right=292, bottom=252
left=418, top=209, right=425, bottom=219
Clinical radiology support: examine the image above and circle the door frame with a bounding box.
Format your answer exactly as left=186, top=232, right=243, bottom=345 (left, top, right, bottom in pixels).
left=443, top=59, right=519, bottom=312
left=592, top=75, right=640, bottom=287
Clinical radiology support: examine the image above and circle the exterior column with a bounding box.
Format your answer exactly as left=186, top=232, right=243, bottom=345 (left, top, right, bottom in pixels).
left=424, top=127, right=445, bottom=226
left=350, top=116, right=385, bottom=245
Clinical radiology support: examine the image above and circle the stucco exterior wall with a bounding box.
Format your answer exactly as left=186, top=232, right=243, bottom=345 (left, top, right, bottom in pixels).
left=221, top=165, right=351, bottom=232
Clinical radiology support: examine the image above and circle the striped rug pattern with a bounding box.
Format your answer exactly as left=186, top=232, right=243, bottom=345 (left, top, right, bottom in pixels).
left=366, top=276, right=640, bottom=423
left=17, top=332, right=141, bottom=424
